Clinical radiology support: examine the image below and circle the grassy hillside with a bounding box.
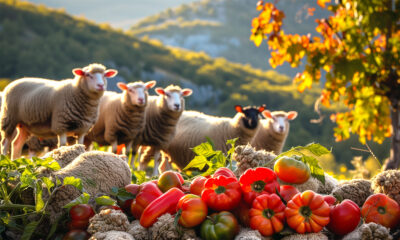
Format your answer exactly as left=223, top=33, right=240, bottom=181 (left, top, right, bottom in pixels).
left=0, top=0, right=390, bottom=165
left=129, top=0, right=330, bottom=76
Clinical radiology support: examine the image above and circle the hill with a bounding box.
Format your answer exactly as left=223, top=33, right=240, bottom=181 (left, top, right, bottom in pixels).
left=0, top=0, right=390, bottom=164
left=129, top=0, right=330, bottom=76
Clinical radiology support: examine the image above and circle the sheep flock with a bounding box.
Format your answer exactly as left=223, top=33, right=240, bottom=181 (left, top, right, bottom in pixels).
left=0, top=63, right=298, bottom=175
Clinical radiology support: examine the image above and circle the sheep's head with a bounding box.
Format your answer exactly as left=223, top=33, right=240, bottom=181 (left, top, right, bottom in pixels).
left=236, top=105, right=265, bottom=129
left=118, top=80, right=156, bottom=107
left=155, top=85, right=192, bottom=112
left=262, top=110, right=298, bottom=134
left=73, top=63, right=118, bottom=93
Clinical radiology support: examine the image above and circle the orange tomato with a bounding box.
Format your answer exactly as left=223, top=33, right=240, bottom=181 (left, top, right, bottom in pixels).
left=177, top=194, right=208, bottom=228
left=157, top=171, right=183, bottom=192
left=284, top=190, right=330, bottom=233
left=361, top=193, right=400, bottom=229
left=274, top=156, right=310, bottom=184
left=190, top=176, right=207, bottom=196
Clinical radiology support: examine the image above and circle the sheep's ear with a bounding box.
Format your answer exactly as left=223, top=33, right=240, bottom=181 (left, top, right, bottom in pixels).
left=155, top=88, right=165, bottom=95
left=287, top=111, right=298, bottom=120
left=262, top=110, right=273, bottom=119
left=73, top=68, right=85, bottom=76
left=104, top=69, right=118, bottom=78
left=117, top=82, right=128, bottom=91
left=145, top=80, right=157, bottom=89
left=235, top=105, right=243, bottom=113
left=258, top=105, right=266, bottom=113
left=181, top=88, right=193, bottom=97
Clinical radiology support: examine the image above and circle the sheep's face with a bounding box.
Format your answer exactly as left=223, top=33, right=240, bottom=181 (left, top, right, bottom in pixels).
left=156, top=87, right=193, bottom=112
left=118, top=80, right=156, bottom=107
left=73, top=68, right=118, bottom=93
left=262, top=111, right=298, bottom=134
left=236, top=105, right=265, bottom=130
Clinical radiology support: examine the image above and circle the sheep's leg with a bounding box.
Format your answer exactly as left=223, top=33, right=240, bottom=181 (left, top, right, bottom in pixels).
left=159, top=153, right=172, bottom=173
left=125, top=141, right=132, bottom=157
left=110, top=141, right=118, bottom=153
left=152, top=150, right=161, bottom=177
left=57, top=133, right=67, bottom=147
left=1, top=137, right=10, bottom=155
left=76, top=134, right=85, bottom=145
left=137, top=146, right=147, bottom=171
left=11, top=125, right=30, bottom=159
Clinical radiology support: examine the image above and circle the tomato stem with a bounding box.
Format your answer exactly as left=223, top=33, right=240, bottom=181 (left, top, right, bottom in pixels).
left=377, top=206, right=386, bottom=214
left=299, top=206, right=312, bottom=218
left=251, top=180, right=266, bottom=192
left=215, top=186, right=226, bottom=194
left=263, top=209, right=275, bottom=219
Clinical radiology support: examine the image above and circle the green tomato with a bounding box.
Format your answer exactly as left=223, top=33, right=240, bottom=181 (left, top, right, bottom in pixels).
left=200, top=211, right=239, bottom=240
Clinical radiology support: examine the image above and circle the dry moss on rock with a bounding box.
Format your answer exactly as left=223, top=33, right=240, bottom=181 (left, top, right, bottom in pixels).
left=371, top=170, right=400, bottom=205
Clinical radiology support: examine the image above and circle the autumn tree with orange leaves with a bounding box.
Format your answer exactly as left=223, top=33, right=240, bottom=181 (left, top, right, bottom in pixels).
left=251, top=0, right=400, bottom=169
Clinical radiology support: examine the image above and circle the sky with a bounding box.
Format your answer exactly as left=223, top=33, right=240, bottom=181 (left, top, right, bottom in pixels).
left=25, top=0, right=198, bottom=30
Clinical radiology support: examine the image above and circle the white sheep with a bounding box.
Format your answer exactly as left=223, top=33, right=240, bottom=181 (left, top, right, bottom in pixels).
left=136, top=85, right=192, bottom=176
left=0, top=63, right=117, bottom=159
left=251, top=110, right=298, bottom=154
left=85, top=80, right=156, bottom=155
left=163, top=105, right=265, bottom=171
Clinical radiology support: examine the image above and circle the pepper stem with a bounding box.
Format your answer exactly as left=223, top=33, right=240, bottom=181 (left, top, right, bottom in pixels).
left=299, top=206, right=312, bottom=218
left=263, top=209, right=275, bottom=219
left=251, top=180, right=266, bottom=192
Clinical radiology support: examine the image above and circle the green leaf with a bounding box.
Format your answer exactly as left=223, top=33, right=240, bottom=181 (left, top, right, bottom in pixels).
left=63, top=192, right=90, bottom=209
left=0, top=223, right=5, bottom=234
left=132, top=170, right=146, bottom=184
left=63, top=176, right=83, bottom=191
left=21, top=221, right=39, bottom=240
left=226, top=138, right=238, bottom=159
left=21, top=168, right=36, bottom=188
left=182, top=155, right=208, bottom=171
left=302, top=143, right=331, bottom=156
left=115, top=188, right=136, bottom=202
left=46, top=216, right=61, bottom=240
left=0, top=212, right=10, bottom=225
left=35, top=182, right=44, bottom=212
left=192, top=141, right=215, bottom=158
left=95, top=196, right=117, bottom=206
left=206, top=137, right=215, bottom=149
left=213, top=151, right=226, bottom=168
left=41, top=177, right=54, bottom=194
left=300, top=156, right=325, bottom=185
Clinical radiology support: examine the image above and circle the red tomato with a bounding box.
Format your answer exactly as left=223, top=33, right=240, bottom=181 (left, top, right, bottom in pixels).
left=62, top=230, right=90, bottom=240
left=67, top=220, right=89, bottom=231
left=327, top=200, right=361, bottom=236
left=249, top=194, right=286, bottom=236
left=323, top=195, right=337, bottom=206
left=190, top=176, right=207, bottom=196
left=361, top=193, right=400, bottom=229
left=69, top=204, right=95, bottom=221
left=125, top=184, right=141, bottom=195
left=233, top=201, right=251, bottom=227
left=274, top=156, right=310, bottom=184
left=279, top=185, right=300, bottom=203
left=177, top=194, right=208, bottom=228
left=214, top=167, right=236, bottom=179
left=157, top=171, right=183, bottom=192
left=201, top=175, right=242, bottom=211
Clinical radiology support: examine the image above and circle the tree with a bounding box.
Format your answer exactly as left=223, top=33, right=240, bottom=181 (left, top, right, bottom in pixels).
left=251, top=0, right=400, bottom=169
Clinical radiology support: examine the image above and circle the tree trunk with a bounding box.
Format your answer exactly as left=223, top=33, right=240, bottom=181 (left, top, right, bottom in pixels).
left=384, top=100, right=400, bottom=170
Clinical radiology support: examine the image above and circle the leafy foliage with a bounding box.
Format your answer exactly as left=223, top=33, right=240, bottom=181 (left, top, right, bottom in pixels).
left=275, top=143, right=329, bottom=184
left=183, top=138, right=238, bottom=177
left=0, top=155, right=85, bottom=239
left=251, top=0, right=400, bottom=148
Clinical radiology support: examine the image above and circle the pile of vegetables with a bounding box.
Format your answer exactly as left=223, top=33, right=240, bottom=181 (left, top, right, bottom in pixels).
left=2, top=141, right=400, bottom=240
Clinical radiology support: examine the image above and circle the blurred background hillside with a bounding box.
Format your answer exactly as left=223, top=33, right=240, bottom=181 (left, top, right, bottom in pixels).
left=0, top=0, right=390, bottom=177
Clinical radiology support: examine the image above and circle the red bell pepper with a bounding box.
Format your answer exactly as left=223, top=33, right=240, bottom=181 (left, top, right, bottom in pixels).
left=201, top=175, right=242, bottom=211
left=140, top=187, right=185, bottom=228
left=213, top=167, right=237, bottom=179
left=239, top=167, right=280, bottom=205
left=130, top=182, right=163, bottom=219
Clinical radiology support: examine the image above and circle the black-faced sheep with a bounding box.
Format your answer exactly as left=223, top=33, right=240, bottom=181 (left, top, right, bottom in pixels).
left=0, top=63, right=117, bottom=159
left=251, top=110, right=298, bottom=154
left=85, top=80, right=156, bottom=155
left=163, top=105, right=265, bottom=171
left=136, top=85, right=192, bottom=176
